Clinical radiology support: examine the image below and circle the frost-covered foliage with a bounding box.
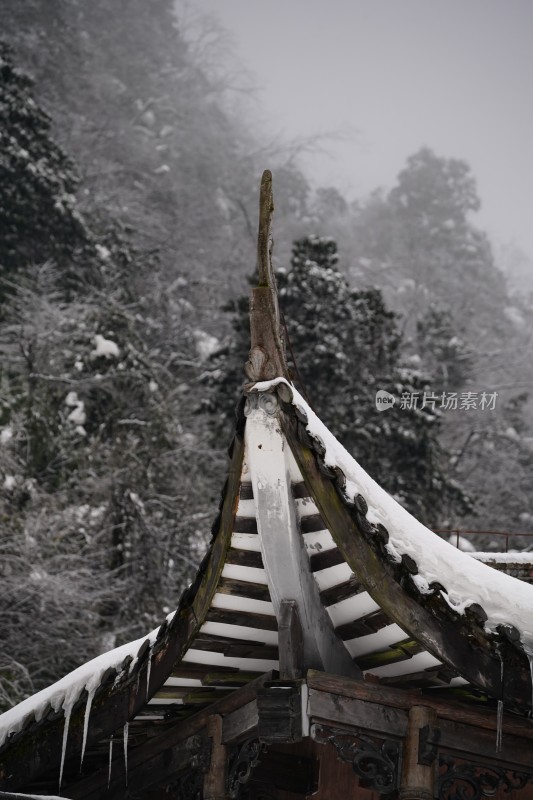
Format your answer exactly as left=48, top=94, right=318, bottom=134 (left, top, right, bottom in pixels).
left=416, top=307, right=473, bottom=390
left=207, top=236, right=469, bottom=524
left=0, top=256, right=221, bottom=710
left=0, top=42, right=89, bottom=281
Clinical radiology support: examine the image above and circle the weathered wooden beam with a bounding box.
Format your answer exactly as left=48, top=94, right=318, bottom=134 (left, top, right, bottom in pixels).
left=356, top=639, right=423, bottom=672
left=335, top=608, right=390, bottom=640
left=225, top=548, right=263, bottom=568
left=319, top=575, right=363, bottom=607
left=309, top=547, right=344, bottom=572
left=306, top=671, right=533, bottom=741
left=232, top=516, right=258, bottom=534
left=399, top=706, right=437, bottom=800
left=278, top=600, right=304, bottom=680
left=239, top=482, right=254, bottom=500
left=308, top=688, right=407, bottom=739
left=217, top=577, right=271, bottom=603
left=222, top=700, right=259, bottom=744
left=203, top=716, right=229, bottom=800
left=436, top=716, right=533, bottom=772
left=300, top=513, right=327, bottom=533
left=206, top=607, right=278, bottom=631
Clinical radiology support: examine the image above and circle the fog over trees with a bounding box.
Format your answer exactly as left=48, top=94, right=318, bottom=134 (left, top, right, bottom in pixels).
left=1, top=1, right=532, bottom=708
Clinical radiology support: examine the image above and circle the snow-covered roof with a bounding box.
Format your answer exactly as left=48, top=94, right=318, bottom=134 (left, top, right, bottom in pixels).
left=2, top=374, right=533, bottom=795
left=254, top=378, right=533, bottom=648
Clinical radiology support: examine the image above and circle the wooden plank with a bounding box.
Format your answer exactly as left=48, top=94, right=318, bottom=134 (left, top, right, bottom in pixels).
left=217, top=577, right=271, bottom=603
left=221, top=644, right=279, bottom=660
left=222, top=700, right=259, bottom=744
left=292, top=481, right=311, bottom=499
left=437, top=716, right=533, bottom=771
left=171, top=661, right=239, bottom=677
left=380, top=666, right=456, bottom=688
left=206, top=607, right=278, bottom=631
left=225, top=548, right=263, bottom=568
left=202, top=672, right=263, bottom=687
left=319, top=575, right=363, bottom=606
left=189, top=636, right=279, bottom=661
left=301, top=514, right=327, bottom=533
left=193, top=633, right=273, bottom=651
left=355, top=640, right=424, bottom=671
left=278, top=600, right=304, bottom=680
left=240, top=482, right=254, bottom=500
left=306, top=671, right=533, bottom=740
left=335, top=609, right=391, bottom=640
left=233, top=517, right=258, bottom=534
left=310, top=547, right=344, bottom=572
left=308, top=687, right=407, bottom=738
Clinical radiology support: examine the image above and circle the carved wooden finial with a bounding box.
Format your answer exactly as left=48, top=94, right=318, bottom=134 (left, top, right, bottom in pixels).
left=257, top=169, right=275, bottom=287
left=244, top=171, right=289, bottom=385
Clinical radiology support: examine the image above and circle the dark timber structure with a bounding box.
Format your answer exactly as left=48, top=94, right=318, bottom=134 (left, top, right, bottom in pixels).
left=1, top=171, right=533, bottom=799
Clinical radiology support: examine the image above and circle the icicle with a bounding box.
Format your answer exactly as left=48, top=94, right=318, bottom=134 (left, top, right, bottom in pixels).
left=58, top=703, right=73, bottom=792
left=123, top=721, right=129, bottom=787
left=521, top=644, right=533, bottom=717
left=108, top=736, right=113, bottom=789
left=80, top=685, right=96, bottom=770
left=496, top=700, right=503, bottom=752
left=496, top=652, right=504, bottom=753
left=146, top=644, right=154, bottom=697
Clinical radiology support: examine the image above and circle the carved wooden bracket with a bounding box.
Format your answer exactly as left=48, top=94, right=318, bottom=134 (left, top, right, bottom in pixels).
left=438, top=754, right=533, bottom=800
left=311, top=722, right=401, bottom=795
left=227, top=738, right=268, bottom=799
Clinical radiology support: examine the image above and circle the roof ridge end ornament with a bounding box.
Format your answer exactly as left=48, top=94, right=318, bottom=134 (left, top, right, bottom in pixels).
left=244, top=170, right=290, bottom=386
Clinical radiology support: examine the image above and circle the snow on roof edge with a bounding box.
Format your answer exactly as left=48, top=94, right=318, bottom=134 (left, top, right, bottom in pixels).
left=0, top=625, right=160, bottom=751
left=253, top=378, right=533, bottom=649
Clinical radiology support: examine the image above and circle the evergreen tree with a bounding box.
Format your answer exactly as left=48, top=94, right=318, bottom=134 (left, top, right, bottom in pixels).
left=416, top=306, right=473, bottom=390
left=0, top=42, right=89, bottom=282
left=207, top=235, right=469, bottom=525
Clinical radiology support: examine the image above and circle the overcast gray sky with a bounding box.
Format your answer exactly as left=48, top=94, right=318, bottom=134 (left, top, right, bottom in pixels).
left=192, top=0, right=533, bottom=263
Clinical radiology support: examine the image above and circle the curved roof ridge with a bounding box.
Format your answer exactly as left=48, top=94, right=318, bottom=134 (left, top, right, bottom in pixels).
left=252, top=377, right=533, bottom=650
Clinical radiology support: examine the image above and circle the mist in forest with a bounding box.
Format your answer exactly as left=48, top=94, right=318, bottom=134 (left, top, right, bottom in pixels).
left=1, top=1, right=532, bottom=706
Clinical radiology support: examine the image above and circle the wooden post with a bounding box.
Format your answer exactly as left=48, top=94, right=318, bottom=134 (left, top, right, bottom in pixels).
left=279, top=599, right=304, bottom=679
left=203, top=715, right=229, bottom=800
left=399, top=705, right=438, bottom=800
